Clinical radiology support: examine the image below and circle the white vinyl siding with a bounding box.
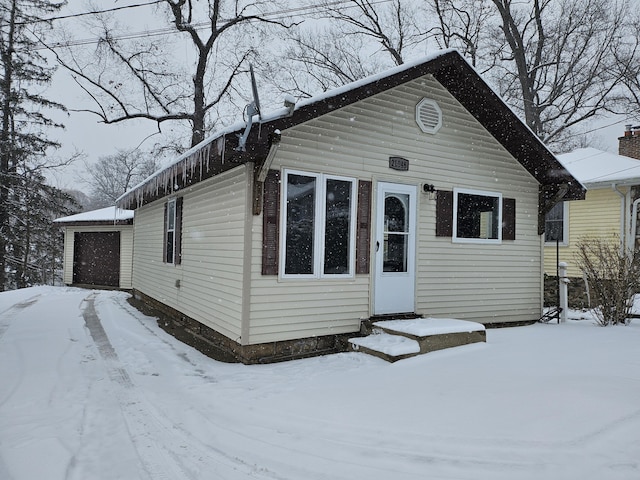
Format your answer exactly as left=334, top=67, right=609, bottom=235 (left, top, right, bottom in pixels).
left=132, top=165, right=249, bottom=341
left=248, top=73, right=541, bottom=337
left=61, top=225, right=133, bottom=289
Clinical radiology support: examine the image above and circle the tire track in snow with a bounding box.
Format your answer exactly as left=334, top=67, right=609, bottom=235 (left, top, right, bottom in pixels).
left=83, top=293, right=284, bottom=480
left=0, top=295, right=40, bottom=340
left=82, top=293, right=189, bottom=479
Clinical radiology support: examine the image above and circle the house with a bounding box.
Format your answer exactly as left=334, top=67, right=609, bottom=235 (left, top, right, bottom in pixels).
left=116, top=49, right=584, bottom=363
left=543, top=128, right=640, bottom=306
left=54, top=206, right=134, bottom=289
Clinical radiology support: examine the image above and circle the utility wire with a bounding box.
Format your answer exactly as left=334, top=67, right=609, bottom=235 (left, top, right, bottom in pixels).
left=14, top=1, right=164, bottom=25
left=30, top=0, right=391, bottom=51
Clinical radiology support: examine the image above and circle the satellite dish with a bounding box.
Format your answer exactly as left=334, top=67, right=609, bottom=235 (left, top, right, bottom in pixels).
left=250, top=64, right=262, bottom=121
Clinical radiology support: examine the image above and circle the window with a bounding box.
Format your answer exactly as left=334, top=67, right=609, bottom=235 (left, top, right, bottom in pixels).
left=281, top=170, right=356, bottom=278
left=164, top=197, right=183, bottom=264
left=545, top=201, right=567, bottom=244
left=453, top=188, right=502, bottom=244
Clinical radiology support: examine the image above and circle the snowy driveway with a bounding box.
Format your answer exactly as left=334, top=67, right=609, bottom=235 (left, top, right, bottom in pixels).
left=1, top=287, right=640, bottom=480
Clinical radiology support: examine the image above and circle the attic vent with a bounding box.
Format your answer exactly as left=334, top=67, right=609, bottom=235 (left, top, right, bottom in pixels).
left=416, top=98, right=442, bottom=134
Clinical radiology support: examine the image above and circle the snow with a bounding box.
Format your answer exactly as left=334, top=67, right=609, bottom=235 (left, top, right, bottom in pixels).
left=557, top=147, right=640, bottom=187
left=53, top=206, right=134, bottom=223
left=374, top=317, right=486, bottom=336
left=2, top=286, right=640, bottom=479
left=349, top=333, right=420, bottom=356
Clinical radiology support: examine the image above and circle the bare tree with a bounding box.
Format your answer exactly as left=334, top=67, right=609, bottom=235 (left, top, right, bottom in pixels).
left=50, top=1, right=292, bottom=149
left=316, top=0, right=422, bottom=66
left=488, top=0, right=632, bottom=148
left=83, top=149, right=160, bottom=207
left=276, top=26, right=385, bottom=97
left=426, top=0, right=493, bottom=68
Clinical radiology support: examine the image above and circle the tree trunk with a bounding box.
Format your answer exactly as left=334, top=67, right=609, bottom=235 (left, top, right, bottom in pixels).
left=0, top=0, right=17, bottom=291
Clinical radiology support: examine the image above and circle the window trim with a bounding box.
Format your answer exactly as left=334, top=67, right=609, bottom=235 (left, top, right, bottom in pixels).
left=544, top=201, right=569, bottom=246
left=279, top=169, right=357, bottom=279
left=165, top=198, right=177, bottom=264
left=452, top=187, right=503, bottom=244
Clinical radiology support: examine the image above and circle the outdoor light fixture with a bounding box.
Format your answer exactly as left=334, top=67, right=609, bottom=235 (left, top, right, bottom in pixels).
left=422, top=183, right=435, bottom=193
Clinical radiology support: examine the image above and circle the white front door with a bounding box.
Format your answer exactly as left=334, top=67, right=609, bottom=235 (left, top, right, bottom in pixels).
left=373, top=182, right=417, bottom=315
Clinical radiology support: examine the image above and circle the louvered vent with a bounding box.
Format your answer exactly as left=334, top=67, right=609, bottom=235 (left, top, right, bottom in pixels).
left=416, top=98, right=442, bottom=134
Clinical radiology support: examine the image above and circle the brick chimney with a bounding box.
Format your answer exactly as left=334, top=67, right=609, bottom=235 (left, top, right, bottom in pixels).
left=618, top=124, right=640, bottom=159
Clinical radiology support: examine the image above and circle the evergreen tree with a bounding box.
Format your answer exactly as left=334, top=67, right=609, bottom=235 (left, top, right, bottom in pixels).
left=0, top=0, right=67, bottom=290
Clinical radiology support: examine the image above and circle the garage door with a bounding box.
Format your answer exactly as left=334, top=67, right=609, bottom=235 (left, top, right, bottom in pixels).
left=73, top=231, right=121, bottom=287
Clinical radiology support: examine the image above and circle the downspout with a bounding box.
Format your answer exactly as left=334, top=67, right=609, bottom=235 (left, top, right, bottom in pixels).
left=613, top=184, right=627, bottom=257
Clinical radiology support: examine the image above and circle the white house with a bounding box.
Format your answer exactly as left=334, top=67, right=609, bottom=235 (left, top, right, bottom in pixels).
left=116, top=50, right=584, bottom=363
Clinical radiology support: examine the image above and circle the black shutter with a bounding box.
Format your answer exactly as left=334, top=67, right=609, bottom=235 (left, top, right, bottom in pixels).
left=502, top=197, right=516, bottom=241
left=436, top=190, right=453, bottom=237
left=356, top=180, right=372, bottom=274
left=262, top=170, right=280, bottom=275
left=175, top=197, right=184, bottom=264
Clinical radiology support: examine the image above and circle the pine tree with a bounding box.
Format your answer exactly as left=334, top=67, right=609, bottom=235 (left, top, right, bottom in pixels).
left=0, top=0, right=66, bottom=290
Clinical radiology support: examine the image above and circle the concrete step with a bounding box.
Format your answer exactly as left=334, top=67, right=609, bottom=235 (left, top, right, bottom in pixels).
left=349, top=317, right=486, bottom=362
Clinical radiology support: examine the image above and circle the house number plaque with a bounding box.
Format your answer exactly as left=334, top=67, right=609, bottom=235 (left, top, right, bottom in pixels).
left=389, top=156, right=409, bottom=171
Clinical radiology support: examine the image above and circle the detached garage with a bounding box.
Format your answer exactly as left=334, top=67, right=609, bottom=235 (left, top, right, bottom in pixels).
left=54, top=206, right=134, bottom=289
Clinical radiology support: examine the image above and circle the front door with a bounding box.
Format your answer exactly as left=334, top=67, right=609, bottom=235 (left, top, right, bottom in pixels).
left=373, top=182, right=417, bottom=315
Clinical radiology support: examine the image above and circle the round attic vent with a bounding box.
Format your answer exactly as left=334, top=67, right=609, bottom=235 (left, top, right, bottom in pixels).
left=416, top=98, right=442, bottom=134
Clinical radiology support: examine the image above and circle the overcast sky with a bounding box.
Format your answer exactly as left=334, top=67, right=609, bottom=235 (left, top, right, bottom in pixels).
left=41, top=0, right=629, bottom=196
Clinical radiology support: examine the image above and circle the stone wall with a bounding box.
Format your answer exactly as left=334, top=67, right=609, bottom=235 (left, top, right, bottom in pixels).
left=544, top=274, right=591, bottom=309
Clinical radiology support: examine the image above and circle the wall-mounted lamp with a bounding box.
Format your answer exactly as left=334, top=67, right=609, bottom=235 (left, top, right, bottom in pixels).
left=422, top=183, right=436, bottom=200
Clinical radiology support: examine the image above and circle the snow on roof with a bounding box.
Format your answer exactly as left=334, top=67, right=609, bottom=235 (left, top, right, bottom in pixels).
left=557, top=148, right=640, bottom=187
left=54, top=206, right=134, bottom=223
left=116, top=49, right=458, bottom=206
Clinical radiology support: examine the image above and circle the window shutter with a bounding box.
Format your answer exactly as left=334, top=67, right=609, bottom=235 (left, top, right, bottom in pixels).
left=436, top=190, right=453, bottom=237
left=163, top=202, right=168, bottom=263
left=502, top=197, right=516, bottom=241
left=175, top=197, right=184, bottom=264
left=356, top=180, right=372, bottom=274
left=262, top=170, right=280, bottom=275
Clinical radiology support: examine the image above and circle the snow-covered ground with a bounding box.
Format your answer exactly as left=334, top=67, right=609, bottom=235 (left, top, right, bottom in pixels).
left=1, top=286, right=640, bottom=480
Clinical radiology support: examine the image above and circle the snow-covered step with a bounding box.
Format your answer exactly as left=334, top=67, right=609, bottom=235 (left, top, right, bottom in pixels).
left=350, top=318, right=486, bottom=362
left=348, top=333, right=420, bottom=363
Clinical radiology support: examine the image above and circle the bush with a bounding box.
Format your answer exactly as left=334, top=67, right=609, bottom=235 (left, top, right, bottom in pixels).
left=574, top=236, right=640, bottom=326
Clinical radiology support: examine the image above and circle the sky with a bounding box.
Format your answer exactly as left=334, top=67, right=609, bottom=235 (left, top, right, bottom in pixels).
left=40, top=1, right=632, bottom=196
left=1, top=285, right=640, bottom=479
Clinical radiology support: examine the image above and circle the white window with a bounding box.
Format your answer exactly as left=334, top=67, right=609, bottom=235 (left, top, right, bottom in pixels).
left=453, top=188, right=502, bottom=244
left=280, top=170, right=357, bottom=278
left=544, top=201, right=568, bottom=245
left=165, top=199, right=176, bottom=264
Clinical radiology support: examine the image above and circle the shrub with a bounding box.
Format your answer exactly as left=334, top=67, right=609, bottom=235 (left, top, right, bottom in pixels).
left=574, top=236, right=640, bottom=326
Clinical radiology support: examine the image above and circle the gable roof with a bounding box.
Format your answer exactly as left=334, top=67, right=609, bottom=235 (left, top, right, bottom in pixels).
left=54, top=206, right=134, bottom=226
left=557, top=147, right=640, bottom=188
left=117, top=49, right=585, bottom=209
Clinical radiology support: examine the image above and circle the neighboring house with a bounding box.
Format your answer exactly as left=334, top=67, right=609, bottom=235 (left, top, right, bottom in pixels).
left=54, top=206, right=134, bottom=289
left=543, top=133, right=640, bottom=303
left=116, top=50, right=583, bottom=363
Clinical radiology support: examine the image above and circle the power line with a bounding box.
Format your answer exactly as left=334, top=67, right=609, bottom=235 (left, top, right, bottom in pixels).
left=15, top=1, right=164, bottom=25
left=31, top=0, right=389, bottom=51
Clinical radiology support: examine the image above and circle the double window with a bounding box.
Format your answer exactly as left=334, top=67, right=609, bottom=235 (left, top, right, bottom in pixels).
left=281, top=170, right=356, bottom=278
